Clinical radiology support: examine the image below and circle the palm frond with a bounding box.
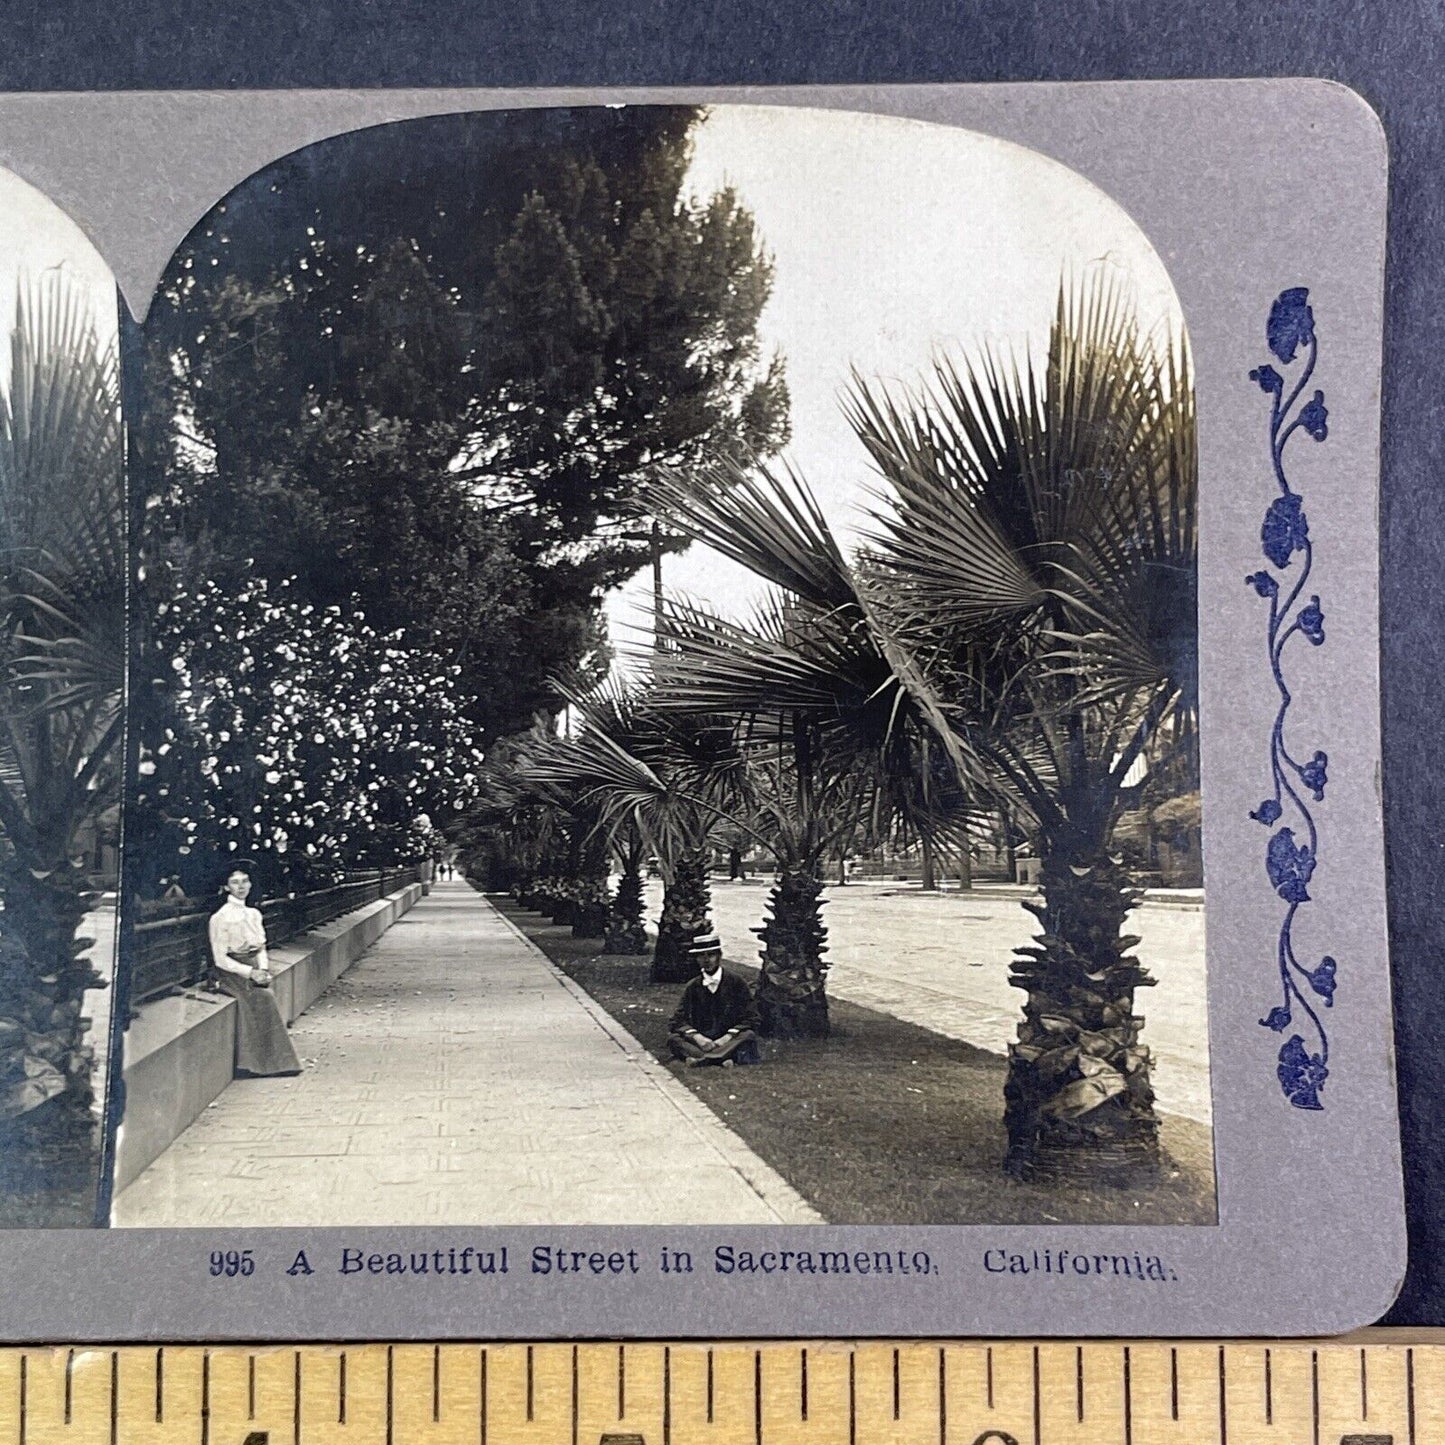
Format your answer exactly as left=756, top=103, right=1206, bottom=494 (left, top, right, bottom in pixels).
left=645, top=455, right=860, bottom=616
left=0, top=270, right=124, bottom=715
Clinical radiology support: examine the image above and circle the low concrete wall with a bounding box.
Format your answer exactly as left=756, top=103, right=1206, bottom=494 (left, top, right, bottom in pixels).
left=115, top=884, right=422, bottom=1193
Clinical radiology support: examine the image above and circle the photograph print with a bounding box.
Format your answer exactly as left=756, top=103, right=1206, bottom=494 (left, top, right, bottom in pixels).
left=0, top=168, right=123, bottom=1228
left=110, top=102, right=1213, bottom=1229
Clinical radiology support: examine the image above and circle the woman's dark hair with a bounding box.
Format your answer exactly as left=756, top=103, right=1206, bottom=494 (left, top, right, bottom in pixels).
left=217, top=863, right=258, bottom=899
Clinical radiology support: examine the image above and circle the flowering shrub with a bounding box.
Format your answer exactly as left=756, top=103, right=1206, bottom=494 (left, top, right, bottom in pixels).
left=136, top=573, right=484, bottom=890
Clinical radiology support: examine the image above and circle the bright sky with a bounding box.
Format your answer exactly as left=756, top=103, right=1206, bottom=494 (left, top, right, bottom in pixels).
left=0, top=167, right=118, bottom=362
left=606, top=103, right=1184, bottom=663
left=0, top=122, right=1185, bottom=671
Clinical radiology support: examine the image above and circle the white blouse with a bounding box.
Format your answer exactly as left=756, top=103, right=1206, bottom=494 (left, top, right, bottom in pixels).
left=209, top=898, right=270, bottom=976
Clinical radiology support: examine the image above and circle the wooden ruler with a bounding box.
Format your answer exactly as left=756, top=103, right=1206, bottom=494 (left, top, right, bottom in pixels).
left=2, top=1336, right=1442, bottom=1445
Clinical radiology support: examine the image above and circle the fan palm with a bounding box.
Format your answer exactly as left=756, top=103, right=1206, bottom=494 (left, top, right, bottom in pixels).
left=521, top=681, right=745, bottom=982
left=0, top=271, right=125, bottom=1220
left=641, top=469, right=969, bottom=1037
left=852, top=271, right=1198, bottom=1178
left=647, top=270, right=1195, bottom=1176
left=468, top=720, right=605, bottom=919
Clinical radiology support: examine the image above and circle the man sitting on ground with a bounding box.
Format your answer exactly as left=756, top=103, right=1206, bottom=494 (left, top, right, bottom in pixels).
left=667, top=934, right=760, bottom=1067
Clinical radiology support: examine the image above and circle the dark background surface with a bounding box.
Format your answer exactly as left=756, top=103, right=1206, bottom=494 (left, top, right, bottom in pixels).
left=6, top=0, right=1442, bottom=1322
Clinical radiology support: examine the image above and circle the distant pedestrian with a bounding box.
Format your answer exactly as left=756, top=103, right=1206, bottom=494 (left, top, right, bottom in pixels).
left=667, top=934, right=760, bottom=1067
left=209, top=866, right=301, bottom=1078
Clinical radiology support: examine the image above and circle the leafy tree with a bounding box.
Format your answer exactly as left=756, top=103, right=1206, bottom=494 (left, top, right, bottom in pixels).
left=135, top=575, right=483, bottom=896
left=137, top=106, right=788, bottom=748
left=0, top=273, right=124, bottom=1221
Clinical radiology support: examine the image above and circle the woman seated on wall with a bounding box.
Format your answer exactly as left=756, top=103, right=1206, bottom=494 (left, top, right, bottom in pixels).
left=208, top=865, right=302, bottom=1078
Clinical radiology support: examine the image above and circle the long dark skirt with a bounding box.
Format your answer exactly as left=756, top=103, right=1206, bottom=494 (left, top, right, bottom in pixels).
left=214, top=972, right=302, bottom=1077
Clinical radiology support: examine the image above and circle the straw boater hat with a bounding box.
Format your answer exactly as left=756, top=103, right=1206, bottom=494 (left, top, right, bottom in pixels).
left=688, top=933, right=722, bottom=956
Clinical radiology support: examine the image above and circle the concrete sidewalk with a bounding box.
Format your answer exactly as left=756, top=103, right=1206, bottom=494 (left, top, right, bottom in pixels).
left=113, top=881, right=818, bottom=1227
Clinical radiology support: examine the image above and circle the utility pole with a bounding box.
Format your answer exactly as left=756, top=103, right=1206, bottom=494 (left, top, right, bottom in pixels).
left=651, top=519, right=664, bottom=654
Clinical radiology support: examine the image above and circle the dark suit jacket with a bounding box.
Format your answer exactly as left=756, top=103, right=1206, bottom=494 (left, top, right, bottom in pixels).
left=669, top=969, right=758, bottom=1040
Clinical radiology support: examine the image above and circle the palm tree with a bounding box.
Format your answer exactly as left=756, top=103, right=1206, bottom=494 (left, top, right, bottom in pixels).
left=850, top=272, right=1197, bottom=1178
left=520, top=682, right=743, bottom=983
left=649, top=271, right=1195, bottom=1177
left=471, top=721, right=608, bottom=926
left=641, top=477, right=962, bottom=1037
left=602, top=820, right=650, bottom=955
left=0, top=272, right=125, bottom=1220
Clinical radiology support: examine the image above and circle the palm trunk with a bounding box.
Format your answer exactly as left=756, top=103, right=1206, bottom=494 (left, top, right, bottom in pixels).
left=604, top=855, right=649, bottom=955
left=755, top=864, right=830, bottom=1038
left=1003, top=841, right=1158, bottom=1181
left=919, top=835, right=937, bottom=891
left=0, top=856, right=104, bottom=1223
left=571, top=857, right=611, bottom=940
left=957, top=844, right=973, bottom=891
left=1000, top=807, right=1017, bottom=882
left=651, top=849, right=711, bottom=983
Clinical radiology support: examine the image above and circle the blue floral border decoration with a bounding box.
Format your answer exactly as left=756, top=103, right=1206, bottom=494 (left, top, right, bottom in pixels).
left=1246, top=287, right=1335, bottom=1110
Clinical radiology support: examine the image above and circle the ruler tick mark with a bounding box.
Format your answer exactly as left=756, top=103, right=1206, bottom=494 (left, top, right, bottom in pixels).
left=707, top=1350, right=714, bottom=1424
left=434, top=1344, right=442, bottom=1423
left=987, top=1346, right=994, bottom=1410
left=157, top=1346, right=165, bottom=1423
left=1076, top=1346, right=1084, bottom=1422
left=618, top=1344, right=625, bottom=1418
left=386, top=1345, right=395, bottom=1445
left=1360, top=1345, right=1368, bottom=1419
left=202, top=1351, right=211, bottom=1445
left=249, top=1354, right=256, bottom=1421
left=110, top=1351, right=119, bottom=1445
left=18, top=1354, right=25, bottom=1445
left=1407, top=1347, right=1416, bottom=1445
left=338, top=1352, right=346, bottom=1425
left=64, top=1348, right=73, bottom=1425
left=527, top=1346, right=534, bottom=1422
left=571, top=1346, right=579, bottom=1445
left=848, top=1352, right=856, bottom=1445
left=1217, top=1346, right=1227, bottom=1445
left=1123, top=1346, right=1132, bottom=1445
left=1264, top=1348, right=1272, bottom=1425
left=754, top=1350, right=762, bottom=1445
left=1170, top=1347, right=1178, bottom=1420
left=1032, top=1346, right=1041, bottom=1445
left=939, top=1347, right=947, bottom=1445
left=664, top=1346, right=672, bottom=1445
left=801, top=1348, right=808, bottom=1421
left=293, top=1350, right=301, bottom=1445
left=479, top=1349, right=488, bottom=1445
left=1311, top=1349, right=1320, bottom=1445
left=893, top=1347, right=900, bottom=1420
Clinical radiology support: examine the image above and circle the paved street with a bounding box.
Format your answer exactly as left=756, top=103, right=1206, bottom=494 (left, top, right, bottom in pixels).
left=653, top=879, right=1212, bottom=1125
left=113, top=882, right=819, bottom=1227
